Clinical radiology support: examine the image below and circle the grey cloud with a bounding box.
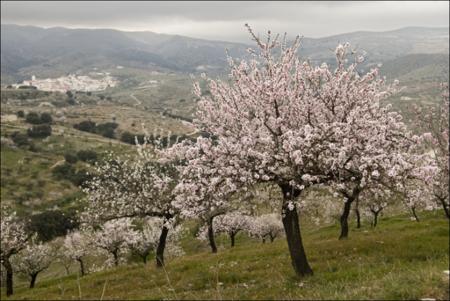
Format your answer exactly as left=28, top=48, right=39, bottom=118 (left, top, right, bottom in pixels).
left=1, top=1, right=448, bottom=42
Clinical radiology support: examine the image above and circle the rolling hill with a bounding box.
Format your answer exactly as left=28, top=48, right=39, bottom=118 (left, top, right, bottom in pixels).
left=1, top=24, right=448, bottom=83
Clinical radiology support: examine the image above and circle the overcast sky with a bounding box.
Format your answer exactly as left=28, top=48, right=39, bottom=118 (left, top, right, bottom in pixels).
left=1, top=1, right=449, bottom=43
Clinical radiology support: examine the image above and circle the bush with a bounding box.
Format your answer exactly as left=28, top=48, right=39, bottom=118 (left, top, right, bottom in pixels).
left=70, top=169, right=92, bottom=187
left=73, top=120, right=96, bottom=133
left=27, top=210, right=78, bottom=242
left=121, top=131, right=143, bottom=145
left=64, top=153, right=78, bottom=164
left=52, top=163, right=75, bottom=180
left=77, top=150, right=97, bottom=163
left=27, top=124, right=52, bottom=138
left=10, top=131, right=30, bottom=147
left=25, top=112, right=42, bottom=124
left=16, top=110, right=25, bottom=118
left=40, top=112, right=53, bottom=124
left=96, top=122, right=118, bottom=138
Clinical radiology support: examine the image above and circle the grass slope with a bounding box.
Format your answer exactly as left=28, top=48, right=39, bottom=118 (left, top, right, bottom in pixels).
left=2, top=212, right=449, bottom=300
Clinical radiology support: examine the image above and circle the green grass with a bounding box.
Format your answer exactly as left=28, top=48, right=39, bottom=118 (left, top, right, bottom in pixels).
left=3, top=211, right=448, bottom=300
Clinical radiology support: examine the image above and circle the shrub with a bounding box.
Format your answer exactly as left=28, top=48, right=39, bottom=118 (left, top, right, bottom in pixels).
left=64, top=153, right=78, bottom=164
left=73, top=120, right=96, bottom=133
left=10, top=132, right=30, bottom=147
left=77, top=150, right=97, bottom=163
left=52, top=163, right=75, bottom=180
left=16, top=110, right=25, bottom=118
left=67, top=98, right=76, bottom=105
left=27, top=210, right=78, bottom=242
left=95, top=122, right=118, bottom=138
left=25, top=112, right=41, bottom=124
left=40, top=112, right=53, bottom=124
left=27, top=124, right=52, bottom=138
left=71, top=169, right=92, bottom=187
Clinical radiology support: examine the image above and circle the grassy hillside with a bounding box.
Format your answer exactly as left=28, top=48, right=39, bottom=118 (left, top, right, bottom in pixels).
left=2, top=211, right=448, bottom=300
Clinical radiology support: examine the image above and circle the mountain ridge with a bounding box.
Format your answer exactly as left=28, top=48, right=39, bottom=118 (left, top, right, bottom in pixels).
left=1, top=24, right=448, bottom=83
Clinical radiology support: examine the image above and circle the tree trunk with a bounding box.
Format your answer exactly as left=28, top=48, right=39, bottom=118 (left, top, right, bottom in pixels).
left=113, top=250, right=119, bottom=267
left=339, top=198, right=354, bottom=240
left=4, top=258, right=13, bottom=296
left=230, top=232, right=236, bottom=247
left=77, top=258, right=85, bottom=277
left=355, top=200, right=361, bottom=229
left=372, top=211, right=379, bottom=228
left=269, top=234, right=275, bottom=242
left=439, top=197, right=450, bottom=219
left=156, top=226, right=169, bottom=267
left=279, top=183, right=313, bottom=277
left=207, top=217, right=217, bottom=253
left=142, top=254, right=147, bottom=264
left=29, top=273, right=38, bottom=289
left=411, top=206, right=420, bottom=222
left=262, top=237, right=266, bottom=243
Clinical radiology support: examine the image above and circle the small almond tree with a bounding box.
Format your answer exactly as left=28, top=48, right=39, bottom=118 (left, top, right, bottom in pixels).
left=247, top=214, right=284, bottom=243
left=83, top=146, right=181, bottom=267
left=61, top=230, right=92, bottom=276
left=127, top=217, right=184, bottom=264
left=92, top=219, right=134, bottom=267
left=214, top=212, right=252, bottom=247
left=0, top=211, right=29, bottom=296
left=13, top=237, right=53, bottom=288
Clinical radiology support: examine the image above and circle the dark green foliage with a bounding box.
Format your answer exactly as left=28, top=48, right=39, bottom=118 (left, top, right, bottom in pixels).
left=52, top=163, right=75, bottom=180
left=73, top=120, right=96, bottom=133
left=18, top=85, right=37, bottom=90
left=40, top=112, right=53, bottom=124
left=52, top=162, right=92, bottom=187
left=70, top=168, right=92, bottom=187
left=120, top=131, right=145, bottom=145
left=95, top=122, right=118, bottom=138
left=26, top=209, right=79, bottom=242
left=67, top=98, right=76, bottom=105
left=66, top=91, right=73, bottom=99
left=64, top=153, right=78, bottom=164
left=76, top=150, right=97, bottom=163
left=16, top=110, right=25, bottom=118
left=27, top=124, right=52, bottom=138
left=25, top=112, right=41, bottom=124
left=10, top=131, right=31, bottom=147
left=73, top=120, right=118, bottom=138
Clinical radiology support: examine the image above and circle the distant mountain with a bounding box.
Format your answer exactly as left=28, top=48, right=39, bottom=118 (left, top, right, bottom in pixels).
left=380, top=53, right=449, bottom=82
left=1, top=24, right=448, bottom=83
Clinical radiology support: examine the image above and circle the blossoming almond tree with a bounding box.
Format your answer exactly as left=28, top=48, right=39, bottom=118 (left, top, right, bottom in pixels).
left=213, top=212, right=252, bottom=247
left=414, top=84, right=449, bottom=218
left=61, top=230, right=92, bottom=276
left=83, top=148, right=180, bottom=267
left=168, top=139, right=252, bottom=253
left=127, top=217, right=184, bottom=264
left=127, top=218, right=160, bottom=264
left=187, top=25, right=421, bottom=276
left=0, top=211, right=29, bottom=296
left=247, top=213, right=284, bottom=243
left=13, top=236, right=54, bottom=289
left=92, top=219, right=134, bottom=267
